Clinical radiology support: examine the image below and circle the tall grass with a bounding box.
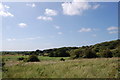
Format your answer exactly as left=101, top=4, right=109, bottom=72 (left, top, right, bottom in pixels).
left=3, top=58, right=119, bottom=78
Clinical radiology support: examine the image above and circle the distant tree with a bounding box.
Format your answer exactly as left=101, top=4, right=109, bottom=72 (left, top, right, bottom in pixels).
left=69, top=49, right=83, bottom=59
left=92, top=47, right=99, bottom=53
left=49, top=52, right=54, bottom=57
left=35, top=49, right=43, bottom=55
left=48, top=47, right=70, bottom=57
left=100, top=49, right=113, bottom=58
left=83, top=48, right=97, bottom=58
left=112, top=47, right=120, bottom=57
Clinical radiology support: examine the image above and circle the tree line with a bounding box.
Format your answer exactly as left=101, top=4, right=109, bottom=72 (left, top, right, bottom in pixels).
left=2, top=39, right=120, bottom=59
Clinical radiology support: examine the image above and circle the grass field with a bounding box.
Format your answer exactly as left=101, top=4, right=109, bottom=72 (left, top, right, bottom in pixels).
left=2, top=55, right=70, bottom=61
left=2, top=55, right=120, bottom=78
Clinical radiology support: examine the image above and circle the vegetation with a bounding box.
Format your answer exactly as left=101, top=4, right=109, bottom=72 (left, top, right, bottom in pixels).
left=1, top=39, right=120, bottom=78
left=24, top=55, right=40, bottom=62
left=2, top=58, right=119, bottom=78
left=2, top=39, right=120, bottom=59
left=17, top=57, right=24, bottom=61
left=60, top=58, right=65, bottom=61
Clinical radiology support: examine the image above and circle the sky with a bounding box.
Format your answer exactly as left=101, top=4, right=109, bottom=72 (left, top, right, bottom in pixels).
left=0, top=1, right=118, bottom=51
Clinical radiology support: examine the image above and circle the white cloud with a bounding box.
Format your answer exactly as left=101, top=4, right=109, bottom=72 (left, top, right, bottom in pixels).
left=61, top=0, right=100, bottom=16
left=0, top=11, right=14, bottom=17
left=6, top=37, right=42, bottom=41
left=92, top=4, right=100, bottom=9
left=26, top=3, right=36, bottom=8
left=0, top=3, right=14, bottom=17
left=45, top=8, right=57, bottom=16
left=25, top=37, right=42, bottom=40
left=54, top=25, right=60, bottom=29
left=0, top=3, right=5, bottom=11
left=18, top=23, right=27, bottom=28
left=7, top=38, right=16, bottom=41
left=4, top=5, right=10, bottom=9
left=37, top=16, right=53, bottom=21
left=78, top=28, right=92, bottom=32
left=58, top=32, right=63, bottom=35
left=107, top=26, right=118, bottom=34
left=109, top=31, right=118, bottom=34
left=107, top=26, right=118, bottom=31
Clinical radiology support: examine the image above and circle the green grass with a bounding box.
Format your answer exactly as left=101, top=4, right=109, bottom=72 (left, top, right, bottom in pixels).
left=38, top=56, right=70, bottom=61
left=2, top=55, right=70, bottom=61
left=2, top=58, right=119, bottom=78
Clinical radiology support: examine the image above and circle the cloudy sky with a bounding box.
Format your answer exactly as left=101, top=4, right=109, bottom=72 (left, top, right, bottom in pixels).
left=0, top=1, right=118, bottom=51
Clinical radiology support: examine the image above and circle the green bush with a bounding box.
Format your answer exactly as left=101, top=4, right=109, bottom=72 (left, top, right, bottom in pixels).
left=100, top=49, right=113, bottom=58
left=60, top=58, right=65, bottom=61
left=17, top=57, right=24, bottom=61
left=112, top=48, right=120, bottom=57
left=25, top=55, right=40, bottom=62
left=83, top=48, right=97, bottom=58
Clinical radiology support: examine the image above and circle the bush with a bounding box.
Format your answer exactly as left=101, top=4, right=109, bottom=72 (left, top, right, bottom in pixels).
left=25, top=55, right=40, bottom=62
left=17, top=57, right=24, bottom=61
left=2, top=62, right=5, bottom=66
left=69, top=49, right=84, bottom=59
left=23, top=58, right=28, bottom=62
left=112, top=48, right=120, bottom=57
left=60, top=58, right=65, bottom=61
left=83, top=48, right=97, bottom=58
left=1, top=59, right=5, bottom=67
left=100, top=49, right=113, bottom=58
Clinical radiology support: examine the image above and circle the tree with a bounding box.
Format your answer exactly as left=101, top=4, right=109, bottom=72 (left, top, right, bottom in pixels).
left=83, top=48, right=97, bottom=58
left=112, top=47, right=120, bottom=57
left=69, top=49, right=83, bottom=59
left=48, top=47, right=70, bottom=57
left=36, top=49, right=43, bottom=55
left=100, top=49, right=113, bottom=58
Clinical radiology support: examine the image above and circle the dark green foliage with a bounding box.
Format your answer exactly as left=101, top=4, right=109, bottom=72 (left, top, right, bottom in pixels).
left=60, top=58, right=65, bottom=61
left=100, top=49, right=113, bottom=58
left=112, top=47, right=120, bottom=57
left=2, top=62, right=5, bottom=66
left=35, top=49, right=43, bottom=55
left=82, top=48, right=97, bottom=58
left=2, top=39, right=120, bottom=59
left=17, top=57, right=24, bottom=61
left=69, top=48, right=84, bottom=59
left=1, top=59, right=5, bottom=67
left=25, top=55, right=40, bottom=62
left=1, top=59, right=8, bottom=72
left=48, top=47, right=71, bottom=57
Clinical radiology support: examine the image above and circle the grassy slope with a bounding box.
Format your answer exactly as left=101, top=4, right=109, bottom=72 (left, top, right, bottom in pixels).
left=3, top=58, right=119, bottom=78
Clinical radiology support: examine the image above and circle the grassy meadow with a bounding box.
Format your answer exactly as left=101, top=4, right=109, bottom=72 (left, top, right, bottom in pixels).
left=2, top=55, right=120, bottom=78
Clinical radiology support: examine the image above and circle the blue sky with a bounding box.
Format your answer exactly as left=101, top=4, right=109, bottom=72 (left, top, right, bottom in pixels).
left=0, top=1, right=118, bottom=51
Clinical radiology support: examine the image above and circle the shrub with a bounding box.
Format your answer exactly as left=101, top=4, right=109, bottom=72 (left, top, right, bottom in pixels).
left=100, top=49, right=113, bottom=58
left=17, top=57, right=24, bottom=61
left=111, top=48, right=120, bottom=57
left=23, top=58, right=28, bottom=62
left=25, top=55, right=40, bottom=62
left=1, top=59, right=5, bottom=67
left=2, top=62, right=5, bottom=66
left=83, top=48, right=97, bottom=58
left=60, top=58, right=65, bottom=61
left=69, top=49, right=84, bottom=59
